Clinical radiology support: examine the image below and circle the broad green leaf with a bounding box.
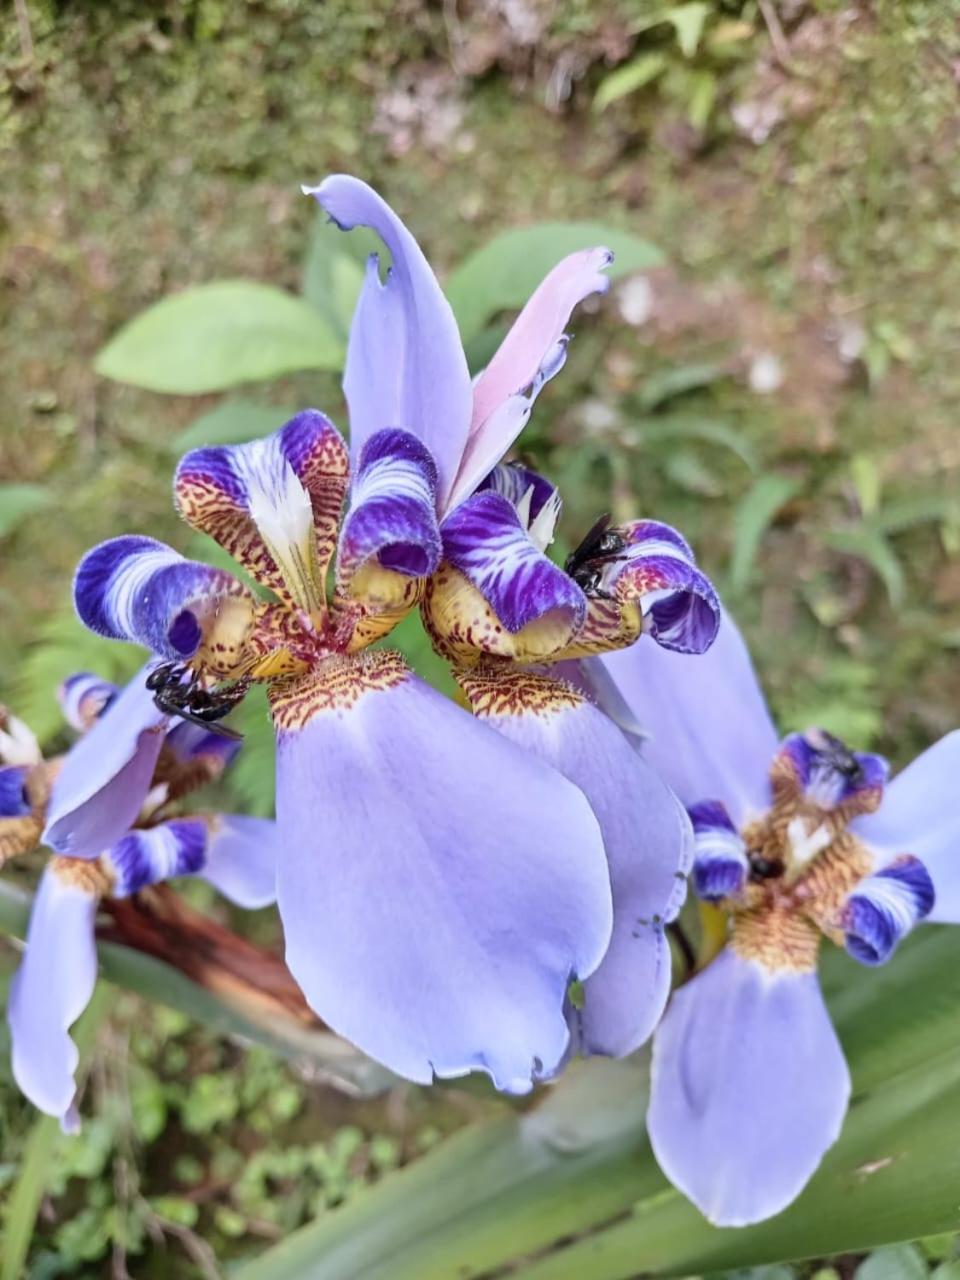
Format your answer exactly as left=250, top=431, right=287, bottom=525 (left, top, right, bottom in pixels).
left=0, top=483, right=53, bottom=540
left=171, top=400, right=299, bottom=451
left=730, top=473, right=802, bottom=593
left=822, top=528, right=905, bottom=607
left=636, top=361, right=727, bottom=411
left=95, top=281, right=344, bottom=394
left=667, top=2, right=710, bottom=57
left=447, top=225, right=664, bottom=347
left=593, top=53, right=667, bottom=112
left=633, top=413, right=757, bottom=471
left=856, top=1245, right=929, bottom=1280
left=301, top=213, right=368, bottom=339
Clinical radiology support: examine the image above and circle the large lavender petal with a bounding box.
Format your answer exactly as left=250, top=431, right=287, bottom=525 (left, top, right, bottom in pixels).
left=8, top=864, right=100, bottom=1130
left=338, top=428, right=442, bottom=586
left=461, top=667, right=691, bottom=1058
left=176, top=411, right=349, bottom=615
left=199, top=815, right=277, bottom=909
left=589, top=608, right=779, bottom=825
left=58, top=673, right=119, bottom=733
left=852, top=731, right=960, bottom=923
left=74, top=536, right=250, bottom=662
left=447, top=249, right=612, bottom=511
left=648, top=948, right=850, bottom=1227
left=270, top=655, right=612, bottom=1092
left=305, top=176, right=472, bottom=509
left=43, top=670, right=168, bottom=859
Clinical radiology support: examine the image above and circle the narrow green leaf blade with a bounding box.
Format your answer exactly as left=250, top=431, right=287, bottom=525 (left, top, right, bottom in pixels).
left=730, top=473, right=802, bottom=593
left=593, top=53, right=667, bottom=112
left=95, top=281, right=344, bottom=394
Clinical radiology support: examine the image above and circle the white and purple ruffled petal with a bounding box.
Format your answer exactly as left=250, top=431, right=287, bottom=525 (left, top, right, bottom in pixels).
left=74, top=536, right=245, bottom=660
left=448, top=249, right=612, bottom=511
left=0, top=765, right=32, bottom=818
left=688, top=800, right=749, bottom=902
left=271, top=656, right=612, bottom=1092
left=851, top=732, right=960, bottom=924
left=777, top=730, right=888, bottom=814
left=8, top=864, right=100, bottom=1131
left=199, top=815, right=277, bottom=909
left=612, top=522, right=719, bottom=655
left=306, top=176, right=473, bottom=508
left=441, top=492, right=586, bottom=635
left=478, top=463, right=562, bottom=554
left=840, top=854, right=934, bottom=966
left=338, top=428, right=442, bottom=584
left=58, top=673, right=119, bottom=733
left=43, top=670, right=168, bottom=859
left=591, top=609, right=779, bottom=824
left=648, top=948, right=851, bottom=1227
left=106, top=818, right=208, bottom=897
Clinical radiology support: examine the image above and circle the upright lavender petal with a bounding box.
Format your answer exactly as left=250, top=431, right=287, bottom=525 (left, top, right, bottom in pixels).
left=58, top=674, right=118, bottom=732
left=448, top=249, right=612, bottom=511
left=107, top=819, right=208, bottom=897
left=8, top=864, right=100, bottom=1130
left=852, top=731, right=960, bottom=924
left=688, top=800, right=749, bottom=902
left=648, top=948, right=850, bottom=1227
left=270, top=654, right=612, bottom=1092
left=43, top=670, right=168, bottom=859
left=199, top=815, right=277, bottom=909
left=305, top=176, right=472, bottom=509
left=841, top=854, right=935, bottom=965
left=591, top=609, right=779, bottom=825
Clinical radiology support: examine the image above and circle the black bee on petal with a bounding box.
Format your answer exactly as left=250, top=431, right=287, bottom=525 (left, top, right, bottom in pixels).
left=145, top=663, right=248, bottom=740
left=564, top=513, right=629, bottom=600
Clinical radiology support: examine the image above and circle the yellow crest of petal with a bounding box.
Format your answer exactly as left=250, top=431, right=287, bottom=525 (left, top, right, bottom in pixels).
left=458, top=665, right=583, bottom=720
left=554, top=598, right=643, bottom=661
left=269, top=649, right=410, bottom=732
left=0, top=815, right=43, bottom=865
left=335, top=563, right=423, bottom=653
left=193, top=591, right=258, bottom=679
left=729, top=905, right=820, bottom=974
left=51, top=855, right=115, bottom=896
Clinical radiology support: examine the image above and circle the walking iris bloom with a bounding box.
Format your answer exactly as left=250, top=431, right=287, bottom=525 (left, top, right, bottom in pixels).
left=587, top=613, right=960, bottom=1226
left=5, top=672, right=277, bottom=1132
left=51, top=174, right=721, bottom=1092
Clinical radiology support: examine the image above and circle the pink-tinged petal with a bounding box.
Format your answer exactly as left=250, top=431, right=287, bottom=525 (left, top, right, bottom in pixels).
left=305, top=176, right=472, bottom=509
left=460, top=666, right=691, bottom=1058
left=106, top=818, right=208, bottom=897
left=587, top=608, right=778, bottom=825
left=74, top=536, right=251, bottom=663
left=175, top=410, right=349, bottom=616
left=58, top=673, right=118, bottom=733
left=648, top=949, right=850, bottom=1227
left=448, top=248, right=612, bottom=510
left=199, top=815, right=277, bottom=909
left=338, top=428, right=442, bottom=586
left=43, top=669, right=168, bottom=859
left=269, top=652, right=612, bottom=1092
left=8, top=863, right=101, bottom=1130
left=852, top=732, right=960, bottom=924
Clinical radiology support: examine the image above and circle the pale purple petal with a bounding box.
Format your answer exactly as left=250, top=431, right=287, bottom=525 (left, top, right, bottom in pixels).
left=199, top=815, right=277, bottom=909
left=475, top=682, right=691, bottom=1058
left=840, top=855, right=934, bottom=966
left=305, top=176, right=472, bottom=509
left=58, top=673, right=118, bottom=733
left=107, top=818, right=207, bottom=897
left=441, top=492, right=586, bottom=633
left=8, top=865, right=100, bottom=1130
left=589, top=608, right=779, bottom=825
left=338, top=428, right=442, bottom=584
left=43, top=669, right=168, bottom=859
left=448, top=248, right=612, bottom=510
left=273, top=665, right=612, bottom=1091
left=852, top=731, right=960, bottom=924
left=648, top=949, right=850, bottom=1227
left=74, top=536, right=246, bottom=659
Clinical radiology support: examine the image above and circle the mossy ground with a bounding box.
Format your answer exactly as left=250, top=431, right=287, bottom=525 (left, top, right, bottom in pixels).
left=2, top=0, right=960, bottom=1271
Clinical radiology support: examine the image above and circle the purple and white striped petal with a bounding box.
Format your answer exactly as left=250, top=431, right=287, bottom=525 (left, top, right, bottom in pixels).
left=175, top=410, right=349, bottom=615
left=688, top=800, right=749, bottom=903
left=270, top=653, right=612, bottom=1092
left=478, top=463, right=562, bottom=553
left=8, top=863, right=101, bottom=1131
left=0, top=709, right=41, bottom=768
left=587, top=609, right=779, bottom=825
left=840, top=854, right=934, bottom=966
left=199, top=815, right=278, bottom=909
left=74, top=536, right=251, bottom=663
left=106, top=818, right=207, bottom=897
left=614, top=522, right=720, bottom=655
left=43, top=670, right=168, bottom=860
left=305, top=176, right=472, bottom=510
left=338, top=428, right=442, bottom=587
left=460, top=666, right=691, bottom=1059
left=648, top=948, right=850, bottom=1227
left=776, top=730, right=888, bottom=817
left=0, top=765, right=31, bottom=818
left=851, top=732, right=960, bottom=924
left=447, top=249, right=612, bottom=512
left=58, top=673, right=118, bottom=733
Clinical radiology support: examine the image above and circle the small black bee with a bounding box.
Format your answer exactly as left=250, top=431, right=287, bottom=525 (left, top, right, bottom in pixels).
left=810, top=729, right=864, bottom=783
left=564, top=513, right=629, bottom=599
left=145, top=663, right=247, bottom=740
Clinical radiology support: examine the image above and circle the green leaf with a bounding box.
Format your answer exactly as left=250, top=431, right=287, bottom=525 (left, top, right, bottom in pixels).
left=95, top=281, right=344, bottom=394
left=171, top=400, right=300, bottom=451
left=729, top=473, right=801, bottom=593
left=822, top=528, right=905, bottom=607
left=0, top=483, right=53, bottom=540
left=301, top=213, right=368, bottom=340
left=593, top=53, right=667, bottom=112
left=447, top=225, right=664, bottom=347
left=667, top=2, right=711, bottom=57
left=633, top=413, right=757, bottom=471
left=636, top=361, right=727, bottom=411
left=856, top=1245, right=930, bottom=1280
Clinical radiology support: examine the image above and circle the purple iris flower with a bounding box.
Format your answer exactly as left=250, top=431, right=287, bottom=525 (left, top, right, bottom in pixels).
left=7, top=672, right=278, bottom=1132
left=581, top=612, right=960, bottom=1226
left=52, top=175, right=723, bottom=1092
